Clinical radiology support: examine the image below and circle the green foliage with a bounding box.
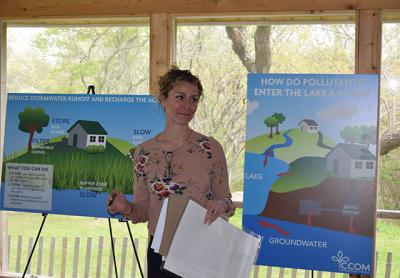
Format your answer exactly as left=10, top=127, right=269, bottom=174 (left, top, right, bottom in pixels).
left=18, top=106, right=50, bottom=151
left=340, top=125, right=377, bottom=145
left=272, top=112, right=286, bottom=133
left=379, top=149, right=400, bottom=210
left=8, top=27, right=150, bottom=94
left=85, top=145, right=105, bottom=154
left=381, top=23, right=400, bottom=130
left=264, top=116, right=279, bottom=138
left=18, top=106, right=50, bottom=133
left=264, top=116, right=278, bottom=127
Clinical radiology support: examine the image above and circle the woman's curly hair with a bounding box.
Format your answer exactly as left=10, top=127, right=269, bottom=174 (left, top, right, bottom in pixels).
left=158, top=67, right=203, bottom=99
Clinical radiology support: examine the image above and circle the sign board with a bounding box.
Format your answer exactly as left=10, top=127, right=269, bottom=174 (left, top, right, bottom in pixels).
left=1, top=93, right=165, bottom=218
left=244, top=74, right=378, bottom=275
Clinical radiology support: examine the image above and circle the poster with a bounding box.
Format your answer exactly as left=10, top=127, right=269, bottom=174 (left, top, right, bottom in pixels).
left=243, top=74, right=378, bottom=275
left=1, top=93, right=165, bottom=218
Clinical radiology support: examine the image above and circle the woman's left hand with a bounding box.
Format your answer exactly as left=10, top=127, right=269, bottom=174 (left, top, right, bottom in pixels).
left=204, top=199, right=227, bottom=225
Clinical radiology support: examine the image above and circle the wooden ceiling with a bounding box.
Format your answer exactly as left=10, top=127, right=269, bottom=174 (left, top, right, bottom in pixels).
left=0, top=0, right=399, bottom=20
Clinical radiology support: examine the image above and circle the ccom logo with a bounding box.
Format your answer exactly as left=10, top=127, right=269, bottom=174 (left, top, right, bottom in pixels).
left=331, top=251, right=371, bottom=273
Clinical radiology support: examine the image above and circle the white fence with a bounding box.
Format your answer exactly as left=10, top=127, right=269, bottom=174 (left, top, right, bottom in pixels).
left=5, top=234, right=400, bottom=278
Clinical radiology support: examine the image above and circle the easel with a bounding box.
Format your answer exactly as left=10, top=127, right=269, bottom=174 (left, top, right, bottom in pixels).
left=88, top=85, right=144, bottom=278
left=108, top=217, right=145, bottom=278
left=22, top=213, right=144, bottom=278
left=22, top=213, right=47, bottom=277
left=22, top=86, right=144, bottom=278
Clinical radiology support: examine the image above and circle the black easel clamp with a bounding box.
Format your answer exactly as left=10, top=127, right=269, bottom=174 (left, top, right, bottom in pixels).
left=87, top=85, right=96, bottom=95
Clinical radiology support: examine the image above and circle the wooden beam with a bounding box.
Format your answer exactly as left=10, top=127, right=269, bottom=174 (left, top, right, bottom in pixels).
left=355, top=10, right=382, bottom=74
left=149, top=13, right=172, bottom=95
left=0, top=22, right=8, bottom=274
left=0, top=0, right=400, bottom=19
left=354, top=11, right=382, bottom=278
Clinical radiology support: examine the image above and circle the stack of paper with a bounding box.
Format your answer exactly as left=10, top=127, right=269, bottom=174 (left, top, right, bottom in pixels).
left=151, top=196, right=261, bottom=278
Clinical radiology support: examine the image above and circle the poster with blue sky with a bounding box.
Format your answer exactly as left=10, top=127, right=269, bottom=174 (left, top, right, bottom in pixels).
left=1, top=93, right=165, bottom=218
left=244, top=74, right=378, bottom=275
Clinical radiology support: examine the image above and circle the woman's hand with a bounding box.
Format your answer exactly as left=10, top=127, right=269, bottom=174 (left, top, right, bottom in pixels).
left=107, top=191, right=132, bottom=216
left=204, top=199, right=228, bottom=225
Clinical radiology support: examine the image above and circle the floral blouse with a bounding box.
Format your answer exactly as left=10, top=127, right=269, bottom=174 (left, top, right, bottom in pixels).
left=125, top=130, right=235, bottom=235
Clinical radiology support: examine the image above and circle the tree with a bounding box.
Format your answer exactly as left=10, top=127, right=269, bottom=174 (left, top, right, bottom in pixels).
left=225, top=24, right=400, bottom=156
left=30, top=27, right=149, bottom=94
left=177, top=26, right=249, bottom=189
left=264, top=116, right=278, bottom=138
left=360, top=125, right=377, bottom=148
left=226, top=26, right=271, bottom=73
left=272, top=112, right=286, bottom=134
left=340, top=126, right=359, bottom=143
left=18, top=107, right=50, bottom=152
left=340, top=125, right=377, bottom=148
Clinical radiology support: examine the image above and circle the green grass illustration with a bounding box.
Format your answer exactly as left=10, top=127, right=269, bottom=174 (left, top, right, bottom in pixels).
left=270, top=156, right=329, bottom=192
left=2, top=138, right=135, bottom=193
left=246, top=129, right=335, bottom=163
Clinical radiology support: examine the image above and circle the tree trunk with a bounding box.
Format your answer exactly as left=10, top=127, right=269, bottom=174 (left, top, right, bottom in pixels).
left=254, top=26, right=272, bottom=73
left=28, top=130, right=35, bottom=152
left=226, top=26, right=255, bottom=72
left=380, top=130, right=400, bottom=155
left=226, top=26, right=271, bottom=73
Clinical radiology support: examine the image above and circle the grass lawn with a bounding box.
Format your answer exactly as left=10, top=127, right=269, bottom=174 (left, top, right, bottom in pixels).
left=4, top=210, right=400, bottom=277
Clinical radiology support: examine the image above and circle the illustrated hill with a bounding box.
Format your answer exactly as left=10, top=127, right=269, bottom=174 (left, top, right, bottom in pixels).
left=245, top=128, right=376, bottom=235
left=2, top=136, right=135, bottom=193
left=246, top=128, right=336, bottom=192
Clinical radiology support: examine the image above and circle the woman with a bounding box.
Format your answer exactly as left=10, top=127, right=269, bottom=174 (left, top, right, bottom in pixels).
left=107, top=68, right=235, bottom=277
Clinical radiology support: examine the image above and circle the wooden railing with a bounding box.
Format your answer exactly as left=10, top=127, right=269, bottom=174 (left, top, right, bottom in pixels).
left=4, top=234, right=400, bottom=278
left=2, top=192, right=398, bottom=277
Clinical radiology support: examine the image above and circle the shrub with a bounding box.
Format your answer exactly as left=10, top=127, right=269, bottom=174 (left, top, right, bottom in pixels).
left=85, top=145, right=105, bottom=154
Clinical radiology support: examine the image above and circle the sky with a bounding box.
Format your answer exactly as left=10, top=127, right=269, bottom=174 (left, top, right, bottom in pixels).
left=3, top=94, right=165, bottom=155
left=8, top=27, right=44, bottom=53
left=246, top=73, right=379, bottom=145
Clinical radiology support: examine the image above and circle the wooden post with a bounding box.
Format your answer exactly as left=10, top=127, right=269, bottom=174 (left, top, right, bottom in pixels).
left=150, top=13, right=173, bottom=95
left=0, top=21, right=7, bottom=274
left=355, top=10, right=382, bottom=74
left=353, top=9, right=382, bottom=278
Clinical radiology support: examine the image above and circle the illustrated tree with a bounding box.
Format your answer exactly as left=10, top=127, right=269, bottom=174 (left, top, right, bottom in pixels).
left=340, top=125, right=377, bottom=148
left=272, top=112, right=286, bottom=134
left=360, top=125, right=377, bottom=148
left=225, top=24, right=400, bottom=156
left=18, top=107, right=50, bottom=152
left=264, top=116, right=279, bottom=138
left=340, top=126, right=359, bottom=143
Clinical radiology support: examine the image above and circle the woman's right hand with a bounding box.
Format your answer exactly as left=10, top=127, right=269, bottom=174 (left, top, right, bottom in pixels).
left=107, top=191, right=133, bottom=216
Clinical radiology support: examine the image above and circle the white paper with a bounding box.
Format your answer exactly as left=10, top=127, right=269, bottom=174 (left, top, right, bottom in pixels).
left=151, top=198, right=168, bottom=252
left=163, top=200, right=260, bottom=278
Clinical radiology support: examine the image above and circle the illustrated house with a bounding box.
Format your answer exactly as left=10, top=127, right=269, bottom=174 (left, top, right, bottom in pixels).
left=325, top=143, right=376, bottom=178
left=298, top=119, right=319, bottom=133
left=67, top=120, right=108, bottom=149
